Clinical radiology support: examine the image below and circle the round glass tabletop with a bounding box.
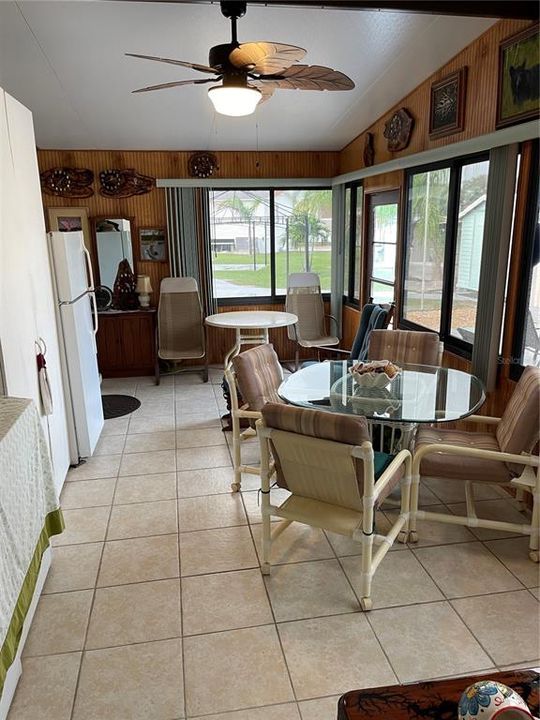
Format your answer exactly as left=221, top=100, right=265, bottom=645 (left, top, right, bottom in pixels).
left=278, top=361, right=486, bottom=424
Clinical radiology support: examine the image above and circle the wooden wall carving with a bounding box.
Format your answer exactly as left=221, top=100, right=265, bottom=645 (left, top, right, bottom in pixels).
left=40, top=167, right=94, bottom=198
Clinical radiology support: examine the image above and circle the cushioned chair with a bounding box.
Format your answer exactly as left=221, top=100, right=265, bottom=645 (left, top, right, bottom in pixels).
left=314, top=302, right=394, bottom=365
left=156, top=277, right=208, bottom=384
left=285, top=272, right=339, bottom=370
left=368, top=329, right=443, bottom=366
left=258, top=403, right=412, bottom=610
left=226, top=344, right=284, bottom=492
left=410, top=365, right=540, bottom=561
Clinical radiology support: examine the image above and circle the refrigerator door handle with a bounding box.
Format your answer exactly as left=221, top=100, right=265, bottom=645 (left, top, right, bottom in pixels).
left=83, top=245, right=95, bottom=292
left=90, top=291, right=99, bottom=338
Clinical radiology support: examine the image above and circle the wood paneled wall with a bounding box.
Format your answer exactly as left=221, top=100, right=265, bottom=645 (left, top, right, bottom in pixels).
left=339, top=19, right=533, bottom=175
left=38, top=148, right=338, bottom=307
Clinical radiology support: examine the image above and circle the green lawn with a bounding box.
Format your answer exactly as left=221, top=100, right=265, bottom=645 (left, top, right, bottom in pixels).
left=212, top=250, right=332, bottom=290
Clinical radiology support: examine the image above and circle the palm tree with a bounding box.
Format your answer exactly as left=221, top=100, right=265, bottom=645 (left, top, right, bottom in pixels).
left=282, top=190, right=332, bottom=271
left=214, top=192, right=264, bottom=261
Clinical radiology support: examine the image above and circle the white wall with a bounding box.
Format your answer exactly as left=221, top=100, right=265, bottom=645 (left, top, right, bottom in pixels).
left=0, top=88, right=69, bottom=492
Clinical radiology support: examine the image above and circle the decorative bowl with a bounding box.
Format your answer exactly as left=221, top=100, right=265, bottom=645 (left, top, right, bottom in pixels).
left=458, top=680, right=533, bottom=720
left=350, top=371, right=394, bottom=388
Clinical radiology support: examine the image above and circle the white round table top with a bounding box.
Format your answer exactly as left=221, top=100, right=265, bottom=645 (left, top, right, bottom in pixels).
left=205, top=310, right=298, bottom=330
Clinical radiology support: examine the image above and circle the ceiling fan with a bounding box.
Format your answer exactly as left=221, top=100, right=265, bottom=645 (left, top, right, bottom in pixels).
left=127, top=0, right=355, bottom=116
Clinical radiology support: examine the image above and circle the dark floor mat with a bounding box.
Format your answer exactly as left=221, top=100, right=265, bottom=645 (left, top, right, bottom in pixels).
left=102, top=394, right=141, bottom=419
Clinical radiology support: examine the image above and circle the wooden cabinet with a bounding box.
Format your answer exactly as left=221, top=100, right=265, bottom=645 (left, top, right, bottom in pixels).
left=96, top=309, right=157, bottom=378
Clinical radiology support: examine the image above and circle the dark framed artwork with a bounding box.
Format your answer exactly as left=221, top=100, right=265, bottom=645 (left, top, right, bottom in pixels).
left=496, top=23, right=540, bottom=129
left=429, top=67, right=467, bottom=139
left=139, top=227, right=168, bottom=262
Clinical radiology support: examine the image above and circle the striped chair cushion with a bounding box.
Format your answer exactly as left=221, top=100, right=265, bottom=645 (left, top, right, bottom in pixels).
left=232, top=344, right=283, bottom=412
left=262, top=403, right=402, bottom=504
left=496, top=365, right=540, bottom=474
left=368, top=330, right=440, bottom=366
left=416, top=427, right=511, bottom=483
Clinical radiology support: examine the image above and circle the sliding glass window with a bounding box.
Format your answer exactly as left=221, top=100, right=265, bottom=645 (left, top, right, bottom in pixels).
left=343, top=182, right=362, bottom=304
left=209, top=188, right=332, bottom=301
left=401, top=154, right=489, bottom=354
left=402, top=167, right=451, bottom=332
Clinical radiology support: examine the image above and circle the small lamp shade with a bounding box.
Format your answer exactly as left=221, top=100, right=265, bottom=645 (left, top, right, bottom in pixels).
left=136, top=275, right=152, bottom=294
left=135, top=275, right=152, bottom=307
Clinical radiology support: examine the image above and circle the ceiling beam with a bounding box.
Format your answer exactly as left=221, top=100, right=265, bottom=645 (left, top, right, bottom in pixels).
left=102, top=0, right=539, bottom=20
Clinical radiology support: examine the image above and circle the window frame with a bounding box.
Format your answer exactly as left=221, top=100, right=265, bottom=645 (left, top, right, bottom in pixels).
left=343, top=180, right=362, bottom=307
left=364, top=189, right=400, bottom=307
left=510, top=140, right=539, bottom=380
left=399, top=151, right=490, bottom=359
left=210, top=185, right=332, bottom=306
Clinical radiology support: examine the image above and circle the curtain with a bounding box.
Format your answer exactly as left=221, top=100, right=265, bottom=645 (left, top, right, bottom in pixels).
left=165, top=187, right=216, bottom=317
left=330, top=184, right=346, bottom=337
left=472, top=144, right=519, bottom=390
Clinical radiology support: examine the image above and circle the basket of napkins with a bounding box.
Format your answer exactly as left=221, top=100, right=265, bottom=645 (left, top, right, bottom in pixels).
left=349, top=360, right=401, bottom=388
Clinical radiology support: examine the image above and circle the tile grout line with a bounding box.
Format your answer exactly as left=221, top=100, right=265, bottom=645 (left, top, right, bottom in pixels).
left=175, top=377, right=189, bottom=720
left=67, top=386, right=128, bottom=720
left=239, top=478, right=301, bottom=711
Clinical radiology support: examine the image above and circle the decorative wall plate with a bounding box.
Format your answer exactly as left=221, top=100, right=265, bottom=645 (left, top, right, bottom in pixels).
left=40, top=167, right=94, bottom=198
left=188, top=152, right=219, bottom=179
left=383, top=108, right=414, bottom=152
left=99, top=169, right=155, bottom=198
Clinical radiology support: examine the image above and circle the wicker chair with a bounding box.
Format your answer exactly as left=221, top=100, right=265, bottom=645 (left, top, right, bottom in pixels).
left=258, top=403, right=412, bottom=611
left=368, top=329, right=443, bottom=366
left=411, top=365, right=540, bottom=561
left=285, top=272, right=339, bottom=370
left=226, top=344, right=284, bottom=492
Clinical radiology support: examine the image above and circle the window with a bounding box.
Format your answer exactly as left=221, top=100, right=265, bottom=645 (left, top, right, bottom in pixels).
left=343, top=182, right=362, bottom=304
left=366, top=190, right=399, bottom=305
left=402, top=167, right=451, bottom=331
left=450, top=160, right=490, bottom=341
left=209, top=188, right=332, bottom=301
left=512, top=140, right=540, bottom=372
left=401, top=154, right=489, bottom=353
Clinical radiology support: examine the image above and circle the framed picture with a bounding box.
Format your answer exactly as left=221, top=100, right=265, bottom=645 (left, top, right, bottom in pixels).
left=497, top=24, right=540, bottom=129
left=139, top=227, right=167, bottom=262
left=429, top=67, right=467, bottom=139
left=47, top=206, right=92, bottom=252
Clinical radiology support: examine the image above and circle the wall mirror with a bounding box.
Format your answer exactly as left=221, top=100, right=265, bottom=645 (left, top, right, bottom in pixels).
left=91, top=216, right=135, bottom=291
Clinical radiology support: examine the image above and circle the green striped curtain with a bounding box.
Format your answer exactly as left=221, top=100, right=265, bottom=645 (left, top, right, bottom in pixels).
left=165, top=187, right=216, bottom=317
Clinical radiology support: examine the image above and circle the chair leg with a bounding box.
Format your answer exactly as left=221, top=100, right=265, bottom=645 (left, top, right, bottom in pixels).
left=408, top=467, right=420, bottom=543
left=295, top=347, right=299, bottom=372
left=360, top=531, right=373, bottom=611
left=398, top=459, right=412, bottom=543
left=202, top=361, right=209, bottom=383
left=464, top=481, right=477, bottom=520
left=231, top=413, right=242, bottom=493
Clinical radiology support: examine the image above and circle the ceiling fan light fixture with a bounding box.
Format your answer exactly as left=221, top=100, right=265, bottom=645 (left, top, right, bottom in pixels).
left=208, top=85, right=262, bottom=116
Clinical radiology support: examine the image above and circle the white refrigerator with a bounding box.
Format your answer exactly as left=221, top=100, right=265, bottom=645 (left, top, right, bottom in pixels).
left=48, top=231, right=104, bottom=464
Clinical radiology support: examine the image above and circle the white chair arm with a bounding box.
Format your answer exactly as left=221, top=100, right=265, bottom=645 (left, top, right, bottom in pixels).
left=373, top=449, right=412, bottom=502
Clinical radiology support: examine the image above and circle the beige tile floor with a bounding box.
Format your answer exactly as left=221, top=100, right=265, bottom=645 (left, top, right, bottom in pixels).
left=8, top=369, right=540, bottom=720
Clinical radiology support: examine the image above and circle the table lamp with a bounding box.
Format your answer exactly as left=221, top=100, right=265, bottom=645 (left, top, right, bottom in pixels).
left=135, top=274, right=152, bottom=308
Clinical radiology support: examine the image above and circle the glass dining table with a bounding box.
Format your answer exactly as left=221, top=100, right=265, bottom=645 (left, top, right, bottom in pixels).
left=278, top=360, right=486, bottom=449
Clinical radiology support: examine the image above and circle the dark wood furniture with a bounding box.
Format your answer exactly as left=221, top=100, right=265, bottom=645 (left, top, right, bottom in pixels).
left=338, top=669, right=539, bottom=719
left=96, top=308, right=157, bottom=378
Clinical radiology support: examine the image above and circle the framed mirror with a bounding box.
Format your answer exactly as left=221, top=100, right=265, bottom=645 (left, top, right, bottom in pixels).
left=90, top=216, right=135, bottom=291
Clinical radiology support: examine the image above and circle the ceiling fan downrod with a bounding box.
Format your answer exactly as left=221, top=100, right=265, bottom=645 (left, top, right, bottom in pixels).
left=220, top=1, right=247, bottom=45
